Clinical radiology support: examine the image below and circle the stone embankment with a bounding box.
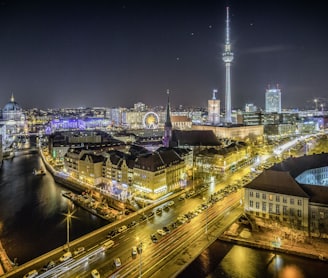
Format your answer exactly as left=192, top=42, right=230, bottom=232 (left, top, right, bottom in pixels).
left=219, top=222, right=328, bottom=262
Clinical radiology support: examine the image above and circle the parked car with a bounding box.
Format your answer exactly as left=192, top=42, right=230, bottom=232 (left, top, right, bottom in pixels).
left=91, top=269, right=100, bottom=278
left=42, top=260, right=56, bottom=271
left=157, top=229, right=166, bottom=236
left=150, top=234, right=158, bottom=243
left=73, top=247, right=85, bottom=256
left=118, top=225, right=127, bottom=233
left=59, top=251, right=72, bottom=262
left=114, top=257, right=121, bottom=268
left=23, top=270, right=38, bottom=278
left=131, top=246, right=137, bottom=256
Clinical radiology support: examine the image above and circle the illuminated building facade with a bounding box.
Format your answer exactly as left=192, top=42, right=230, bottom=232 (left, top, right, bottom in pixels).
left=0, top=94, right=27, bottom=145
left=207, top=89, right=220, bottom=125
left=244, top=153, right=328, bottom=236
left=265, top=86, right=281, bottom=113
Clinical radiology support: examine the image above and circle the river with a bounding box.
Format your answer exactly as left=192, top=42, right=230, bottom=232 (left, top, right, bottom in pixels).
left=0, top=151, right=107, bottom=265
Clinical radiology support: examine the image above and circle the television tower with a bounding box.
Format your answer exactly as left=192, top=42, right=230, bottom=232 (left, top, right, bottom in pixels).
left=222, top=6, right=234, bottom=123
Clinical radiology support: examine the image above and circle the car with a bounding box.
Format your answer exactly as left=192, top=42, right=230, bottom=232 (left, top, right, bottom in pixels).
left=91, top=269, right=100, bottom=278
left=139, top=214, right=147, bottom=222
left=42, top=260, right=56, bottom=271
left=73, top=247, right=85, bottom=256
left=59, top=251, right=72, bottom=262
left=127, top=221, right=137, bottom=228
left=118, top=225, right=127, bottom=233
left=163, top=204, right=169, bottom=211
left=157, top=229, right=166, bottom=236
left=114, top=257, right=121, bottom=268
left=150, top=233, right=158, bottom=243
left=23, top=269, right=38, bottom=278
left=168, top=200, right=175, bottom=206
left=107, top=229, right=118, bottom=238
left=131, top=246, right=137, bottom=256
left=156, top=207, right=162, bottom=215
left=147, top=211, right=154, bottom=218
left=163, top=226, right=170, bottom=233
left=102, top=240, right=115, bottom=250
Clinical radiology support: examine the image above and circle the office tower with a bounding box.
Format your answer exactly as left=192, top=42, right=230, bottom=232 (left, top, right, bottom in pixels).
left=208, top=89, right=220, bottom=124
left=265, top=85, right=281, bottom=113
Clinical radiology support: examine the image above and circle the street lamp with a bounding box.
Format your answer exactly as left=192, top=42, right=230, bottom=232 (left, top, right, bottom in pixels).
left=203, top=197, right=208, bottom=234
left=136, top=237, right=143, bottom=278
left=62, top=205, right=76, bottom=252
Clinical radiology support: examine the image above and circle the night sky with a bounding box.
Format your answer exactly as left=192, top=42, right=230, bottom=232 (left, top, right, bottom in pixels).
left=0, top=0, right=327, bottom=110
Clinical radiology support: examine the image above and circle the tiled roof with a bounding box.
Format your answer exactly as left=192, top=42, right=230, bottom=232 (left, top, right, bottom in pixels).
left=171, top=130, right=221, bottom=146
left=300, top=184, right=328, bottom=205
left=244, top=170, right=309, bottom=198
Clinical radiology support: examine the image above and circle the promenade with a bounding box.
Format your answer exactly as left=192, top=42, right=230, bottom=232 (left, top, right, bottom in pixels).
left=219, top=221, right=328, bottom=262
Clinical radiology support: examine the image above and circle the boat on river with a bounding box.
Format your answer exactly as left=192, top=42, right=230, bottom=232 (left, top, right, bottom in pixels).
left=33, top=168, right=46, bottom=176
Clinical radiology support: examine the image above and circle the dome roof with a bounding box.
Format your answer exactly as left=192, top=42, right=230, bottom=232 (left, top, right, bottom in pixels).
left=3, top=94, right=21, bottom=112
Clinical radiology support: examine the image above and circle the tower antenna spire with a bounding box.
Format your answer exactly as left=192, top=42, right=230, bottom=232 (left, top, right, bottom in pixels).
left=222, top=6, right=234, bottom=123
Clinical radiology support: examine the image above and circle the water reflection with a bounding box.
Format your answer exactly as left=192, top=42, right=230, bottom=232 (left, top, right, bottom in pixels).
left=0, top=153, right=108, bottom=264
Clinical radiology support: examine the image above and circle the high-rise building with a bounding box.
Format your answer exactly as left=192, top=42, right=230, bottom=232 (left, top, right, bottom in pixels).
left=265, top=85, right=281, bottom=113
left=163, top=90, right=172, bottom=147
left=207, top=89, right=220, bottom=124
left=222, top=6, right=234, bottom=123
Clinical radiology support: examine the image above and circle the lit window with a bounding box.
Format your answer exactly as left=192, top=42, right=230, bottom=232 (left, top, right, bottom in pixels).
left=269, top=194, right=273, bottom=201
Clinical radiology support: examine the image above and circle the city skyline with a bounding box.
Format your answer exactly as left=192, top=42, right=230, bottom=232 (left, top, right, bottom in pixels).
left=0, top=0, right=327, bottom=110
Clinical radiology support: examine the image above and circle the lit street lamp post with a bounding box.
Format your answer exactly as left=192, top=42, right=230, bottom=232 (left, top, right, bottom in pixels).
left=63, top=205, right=76, bottom=252
left=203, top=197, right=208, bottom=234
left=136, top=237, right=143, bottom=277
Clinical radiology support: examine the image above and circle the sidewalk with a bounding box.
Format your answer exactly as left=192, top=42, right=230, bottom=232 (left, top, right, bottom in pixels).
left=219, top=222, right=328, bottom=262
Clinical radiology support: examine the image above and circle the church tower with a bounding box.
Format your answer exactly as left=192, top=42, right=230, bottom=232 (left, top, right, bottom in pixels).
left=163, top=90, right=172, bottom=147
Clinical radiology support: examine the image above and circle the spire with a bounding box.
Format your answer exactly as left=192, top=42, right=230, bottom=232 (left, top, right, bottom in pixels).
left=163, top=89, right=172, bottom=147
left=165, top=89, right=172, bottom=127
left=225, top=6, right=230, bottom=45
left=10, top=92, right=15, bottom=102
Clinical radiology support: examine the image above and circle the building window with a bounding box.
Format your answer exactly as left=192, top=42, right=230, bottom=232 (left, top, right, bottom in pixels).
left=290, top=198, right=294, bottom=205
left=262, top=202, right=266, bottom=212
left=269, top=203, right=273, bottom=213
left=320, top=212, right=324, bottom=219
left=269, top=194, right=273, bottom=201
left=283, top=206, right=288, bottom=216
left=256, top=202, right=260, bottom=209
left=262, top=193, right=266, bottom=200
left=297, top=199, right=302, bottom=206
left=276, top=195, right=280, bottom=202
left=256, top=192, right=260, bottom=198
left=297, top=210, right=302, bottom=217
left=250, top=191, right=253, bottom=197
left=283, top=197, right=287, bottom=204
left=312, top=211, right=316, bottom=219
left=290, top=208, right=295, bottom=216
left=250, top=200, right=253, bottom=208
left=276, top=204, right=280, bottom=215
